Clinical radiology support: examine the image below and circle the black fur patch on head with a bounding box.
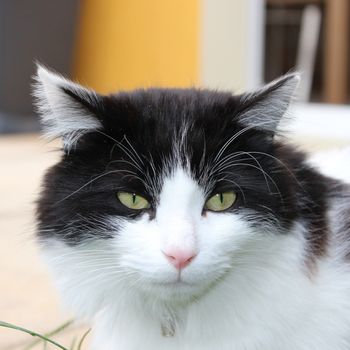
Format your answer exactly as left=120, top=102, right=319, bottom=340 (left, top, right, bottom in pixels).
left=36, top=87, right=329, bottom=260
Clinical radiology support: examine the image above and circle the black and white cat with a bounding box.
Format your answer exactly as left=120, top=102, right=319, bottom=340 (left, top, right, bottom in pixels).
left=34, top=65, right=350, bottom=350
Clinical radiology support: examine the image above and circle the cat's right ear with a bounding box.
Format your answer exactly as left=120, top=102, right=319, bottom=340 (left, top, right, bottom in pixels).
left=33, top=64, right=103, bottom=152
left=235, top=73, right=300, bottom=135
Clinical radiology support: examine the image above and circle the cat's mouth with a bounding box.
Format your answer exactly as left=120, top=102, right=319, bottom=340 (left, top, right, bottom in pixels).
left=143, top=273, right=201, bottom=293
left=154, top=279, right=193, bottom=287
left=146, top=272, right=214, bottom=298
left=146, top=279, right=202, bottom=301
left=144, top=274, right=220, bottom=303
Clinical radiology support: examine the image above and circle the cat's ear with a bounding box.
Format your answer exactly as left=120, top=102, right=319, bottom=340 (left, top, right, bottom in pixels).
left=33, top=64, right=103, bottom=151
left=236, top=73, right=300, bottom=134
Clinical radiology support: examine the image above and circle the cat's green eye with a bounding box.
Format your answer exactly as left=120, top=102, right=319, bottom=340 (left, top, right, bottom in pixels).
left=117, top=192, right=150, bottom=210
left=205, top=192, right=237, bottom=212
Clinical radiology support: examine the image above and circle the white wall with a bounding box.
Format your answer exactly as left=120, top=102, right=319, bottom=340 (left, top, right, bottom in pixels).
left=200, top=0, right=264, bottom=92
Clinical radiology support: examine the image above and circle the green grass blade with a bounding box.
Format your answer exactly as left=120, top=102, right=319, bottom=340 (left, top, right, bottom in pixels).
left=23, top=320, right=74, bottom=350
left=77, top=329, right=91, bottom=350
left=0, top=321, right=69, bottom=350
left=70, top=336, right=77, bottom=350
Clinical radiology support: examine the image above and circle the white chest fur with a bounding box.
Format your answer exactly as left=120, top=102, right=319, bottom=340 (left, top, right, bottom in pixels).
left=44, top=229, right=350, bottom=350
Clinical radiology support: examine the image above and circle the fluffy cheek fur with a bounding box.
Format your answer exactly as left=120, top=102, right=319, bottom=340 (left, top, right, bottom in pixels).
left=114, top=212, right=260, bottom=296
left=41, top=211, right=267, bottom=317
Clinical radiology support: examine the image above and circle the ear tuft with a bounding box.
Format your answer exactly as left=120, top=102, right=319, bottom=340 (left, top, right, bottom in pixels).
left=237, top=72, right=300, bottom=133
left=33, top=64, right=103, bottom=151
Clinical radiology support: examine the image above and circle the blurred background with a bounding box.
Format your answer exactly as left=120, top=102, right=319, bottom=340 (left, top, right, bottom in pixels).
left=1, top=0, right=349, bottom=349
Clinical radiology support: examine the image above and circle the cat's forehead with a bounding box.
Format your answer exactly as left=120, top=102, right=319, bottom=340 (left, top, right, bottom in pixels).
left=68, top=88, right=267, bottom=197
left=102, top=88, right=238, bottom=130
left=111, top=88, right=235, bottom=111
left=93, top=88, right=248, bottom=169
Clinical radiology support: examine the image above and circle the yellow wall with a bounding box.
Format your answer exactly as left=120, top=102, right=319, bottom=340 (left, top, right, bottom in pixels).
left=73, top=0, right=199, bottom=93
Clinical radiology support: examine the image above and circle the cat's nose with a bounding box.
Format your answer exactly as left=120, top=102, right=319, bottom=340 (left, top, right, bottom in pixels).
left=163, top=248, right=197, bottom=270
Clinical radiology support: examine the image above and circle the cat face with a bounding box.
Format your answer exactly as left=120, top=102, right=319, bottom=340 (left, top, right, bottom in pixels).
left=34, top=66, right=299, bottom=307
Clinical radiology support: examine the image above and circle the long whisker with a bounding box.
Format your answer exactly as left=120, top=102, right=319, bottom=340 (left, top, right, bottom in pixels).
left=209, top=155, right=253, bottom=175
left=54, top=169, right=137, bottom=205
left=236, top=151, right=271, bottom=193
left=124, top=135, right=144, bottom=166
left=95, top=130, right=144, bottom=173
left=105, top=159, right=140, bottom=173
left=213, top=162, right=282, bottom=199
left=214, top=176, right=247, bottom=203
left=213, top=121, right=274, bottom=164
left=246, top=151, right=304, bottom=189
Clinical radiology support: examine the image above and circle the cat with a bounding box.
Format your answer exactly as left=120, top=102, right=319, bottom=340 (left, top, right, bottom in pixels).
left=34, top=65, right=350, bottom=350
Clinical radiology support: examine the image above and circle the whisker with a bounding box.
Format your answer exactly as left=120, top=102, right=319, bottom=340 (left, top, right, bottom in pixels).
left=246, top=151, right=304, bottom=190
left=124, top=135, right=144, bottom=166
left=214, top=176, right=247, bottom=203
left=213, top=162, right=283, bottom=200
left=94, top=130, right=144, bottom=173
left=213, top=121, right=274, bottom=164
left=53, top=170, right=139, bottom=205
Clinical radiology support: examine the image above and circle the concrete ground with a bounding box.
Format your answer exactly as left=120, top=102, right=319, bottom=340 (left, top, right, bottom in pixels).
left=0, top=134, right=89, bottom=350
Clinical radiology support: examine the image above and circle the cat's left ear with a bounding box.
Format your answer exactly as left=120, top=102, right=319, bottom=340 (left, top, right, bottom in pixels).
left=33, top=64, right=103, bottom=152
left=236, top=73, right=300, bottom=134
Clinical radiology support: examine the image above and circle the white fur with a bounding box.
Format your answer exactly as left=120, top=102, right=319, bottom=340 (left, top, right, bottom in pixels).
left=41, top=168, right=350, bottom=350
left=33, top=65, right=102, bottom=151
left=308, top=146, right=350, bottom=184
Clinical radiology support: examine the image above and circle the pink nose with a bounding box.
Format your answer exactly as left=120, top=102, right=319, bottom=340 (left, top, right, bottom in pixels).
left=163, top=248, right=197, bottom=270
